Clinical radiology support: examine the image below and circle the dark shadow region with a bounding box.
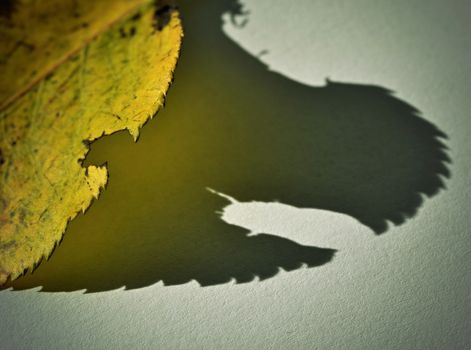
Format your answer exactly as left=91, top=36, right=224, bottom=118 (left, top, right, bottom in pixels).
left=3, top=0, right=450, bottom=292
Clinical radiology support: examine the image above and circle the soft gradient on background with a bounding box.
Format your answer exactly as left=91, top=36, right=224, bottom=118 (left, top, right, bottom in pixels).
left=1, top=0, right=470, bottom=349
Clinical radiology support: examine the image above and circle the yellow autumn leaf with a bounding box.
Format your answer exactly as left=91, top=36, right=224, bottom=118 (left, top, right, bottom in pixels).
left=0, top=0, right=182, bottom=284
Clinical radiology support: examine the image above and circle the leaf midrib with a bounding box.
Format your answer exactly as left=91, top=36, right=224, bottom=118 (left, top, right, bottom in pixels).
left=0, top=1, right=147, bottom=112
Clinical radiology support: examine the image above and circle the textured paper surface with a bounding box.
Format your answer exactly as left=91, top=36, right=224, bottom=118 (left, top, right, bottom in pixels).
left=0, top=0, right=470, bottom=349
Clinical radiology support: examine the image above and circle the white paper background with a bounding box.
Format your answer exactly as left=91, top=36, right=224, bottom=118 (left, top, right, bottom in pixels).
left=1, top=1, right=470, bottom=349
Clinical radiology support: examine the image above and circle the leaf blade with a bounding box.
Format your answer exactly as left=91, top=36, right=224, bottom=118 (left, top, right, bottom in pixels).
left=0, top=0, right=182, bottom=284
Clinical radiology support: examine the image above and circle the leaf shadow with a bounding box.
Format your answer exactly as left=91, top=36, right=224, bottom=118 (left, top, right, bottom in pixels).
left=4, top=0, right=450, bottom=293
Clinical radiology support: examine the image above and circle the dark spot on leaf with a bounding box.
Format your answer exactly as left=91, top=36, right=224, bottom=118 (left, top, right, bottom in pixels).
left=19, top=208, right=26, bottom=222
left=119, top=27, right=126, bottom=38
left=0, top=0, right=16, bottom=19
left=153, top=1, right=176, bottom=31
left=0, top=240, right=17, bottom=251
left=131, top=12, right=142, bottom=21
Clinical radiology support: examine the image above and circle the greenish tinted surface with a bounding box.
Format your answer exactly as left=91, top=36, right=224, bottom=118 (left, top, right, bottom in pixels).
left=3, top=0, right=449, bottom=291
left=0, top=0, right=469, bottom=349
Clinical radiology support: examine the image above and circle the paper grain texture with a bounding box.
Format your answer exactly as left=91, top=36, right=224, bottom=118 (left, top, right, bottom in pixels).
left=0, top=0, right=470, bottom=349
